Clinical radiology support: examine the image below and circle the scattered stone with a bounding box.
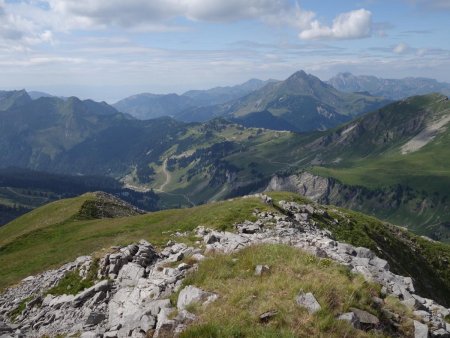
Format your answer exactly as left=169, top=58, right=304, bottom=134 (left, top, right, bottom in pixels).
left=295, top=292, right=321, bottom=314
left=349, top=308, right=380, bottom=329
left=236, top=221, right=261, bottom=234
left=414, top=321, right=430, bottom=338
left=191, top=253, right=206, bottom=262
left=85, top=312, right=106, bottom=326
left=259, top=310, right=278, bottom=323
left=177, top=286, right=218, bottom=311
left=205, top=233, right=220, bottom=244
left=431, top=328, right=449, bottom=337
left=337, top=312, right=360, bottom=329
left=254, top=265, right=270, bottom=276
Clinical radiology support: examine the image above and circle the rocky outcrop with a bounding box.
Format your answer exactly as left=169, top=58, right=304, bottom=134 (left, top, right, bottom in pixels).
left=1, top=194, right=449, bottom=337
left=265, top=172, right=450, bottom=241
left=266, top=172, right=332, bottom=202
left=75, top=192, right=146, bottom=220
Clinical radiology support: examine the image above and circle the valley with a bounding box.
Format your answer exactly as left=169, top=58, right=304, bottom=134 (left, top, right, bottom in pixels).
left=1, top=75, right=450, bottom=241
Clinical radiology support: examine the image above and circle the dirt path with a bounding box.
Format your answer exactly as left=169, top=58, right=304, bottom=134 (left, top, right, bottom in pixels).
left=156, top=159, right=171, bottom=193
left=155, top=158, right=196, bottom=207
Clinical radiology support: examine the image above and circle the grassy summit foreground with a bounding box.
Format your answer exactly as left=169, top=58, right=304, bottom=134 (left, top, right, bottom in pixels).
left=0, top=191, right=449, bottom=306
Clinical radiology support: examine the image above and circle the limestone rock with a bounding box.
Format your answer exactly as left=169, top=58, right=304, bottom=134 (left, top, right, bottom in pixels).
left=350, top=308, right=380, bottom=329
left=236, top=221, right=261, bottom=234
left=259, top=310, right=278, bottom=323
left=295, top=292, right=321, bottom=314
left=337, top=312, right=360, bottom=329
left=254, top=265, right=270, bottom=276
left=410, top=320, right=426, bottom=338
left=177, top=286, right=218, bottom=310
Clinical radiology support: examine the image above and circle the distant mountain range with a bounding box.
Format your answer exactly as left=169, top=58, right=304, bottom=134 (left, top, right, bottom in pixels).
left=113, top=79, right=275, bottom=120
left=114, top=72, right=390, bottom=132
left=178, top=70, right=390, bottom=132
left=2, top=71, right=450, bottom=240
left=328, top=72, right=450, bottom=100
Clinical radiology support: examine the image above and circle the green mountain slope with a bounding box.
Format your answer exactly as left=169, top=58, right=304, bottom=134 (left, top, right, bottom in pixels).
left=0, top=168, right=159, bottom=226
left=268, top=93, right=450, bottom=240
left=0, top=90, right=32, bottom=111
left=0, top=95, right=127, bottom=169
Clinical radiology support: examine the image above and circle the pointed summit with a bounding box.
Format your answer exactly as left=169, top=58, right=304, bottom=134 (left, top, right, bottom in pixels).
left=0, top=89, right=32, bottom=111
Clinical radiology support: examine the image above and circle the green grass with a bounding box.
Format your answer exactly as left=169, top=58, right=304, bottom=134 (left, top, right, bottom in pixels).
left=1, top=191, right=450, bottom=309
left=180, top=244, right=385, bottom=338
left=0, top=195, right=271, bottom=290
left=8, top=296, right=33, bottom=321
left=0, top=194, right=94, bottom=247
left=46, top=259, right=99, bottom=296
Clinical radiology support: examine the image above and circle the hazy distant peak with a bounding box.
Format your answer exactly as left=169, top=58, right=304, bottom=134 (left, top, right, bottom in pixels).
left=328, top=73, right=450, bottom=100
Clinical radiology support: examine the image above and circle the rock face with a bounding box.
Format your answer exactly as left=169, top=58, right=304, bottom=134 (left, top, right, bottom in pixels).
left=0, top=194, right=449, bottom=337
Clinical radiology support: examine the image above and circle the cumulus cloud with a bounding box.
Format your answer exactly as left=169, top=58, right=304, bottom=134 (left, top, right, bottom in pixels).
left=0, top=0, right=56, bottom=46
left=48, top=0, right=310, bottom=27
left=47, top=0, right=365, bottom=40
left=299, top=9, right=372, bottom=40
left=0, top=0, right=375, bottom=44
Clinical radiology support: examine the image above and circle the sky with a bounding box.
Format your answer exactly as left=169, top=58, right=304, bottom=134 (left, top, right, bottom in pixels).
left=0, top=0, right=449, bottom=102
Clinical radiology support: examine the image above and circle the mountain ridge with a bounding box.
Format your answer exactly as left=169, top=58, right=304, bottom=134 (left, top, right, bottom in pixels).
left=179, top=70, right=390, bottom=132
left=113, top=78, right=275, bottom=120
left=328, top=72, right=450, bottom=100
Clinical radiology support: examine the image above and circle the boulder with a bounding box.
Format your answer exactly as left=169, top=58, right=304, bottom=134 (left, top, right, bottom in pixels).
left=349, top=308, right=379, bottom=329
left=49, top=294, right=75, bottom=309
left=254, top=265, right=270, bottom=276
left=177, top=286, right=218, bottom=310
left=355, top=247, right=375, bottom=259
left=259, top=310, right=278, bottom=323
left=73, top=280, right=112, bottom=307
left=117, top=263, right=145, bottom=287
left=205, top=234, right=220, bottom=244
left=295, top=292, right=321, bottom=314
left=191, top=253, right=206, bottom=262
left=431, top=328, right=449, bottom=337
left=370, top=257, right=390, bottom=270
left=236, top=221, right=261, bottom=234
left=85, top=312, right=106, bottom=326
left=337, top=312, right=360, bottom=329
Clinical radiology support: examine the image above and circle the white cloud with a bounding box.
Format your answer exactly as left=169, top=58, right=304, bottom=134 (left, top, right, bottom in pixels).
left=299, top=9, right=372, bottom=40
left=407, top=0, right=450, bottom=10
left=393, top=42, right=409, bottom=54
left=0, top=0, right=375, bottom=46
left=48, top=0, right=311, bottom=27
left=0, top=0, right=57, bottom=46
